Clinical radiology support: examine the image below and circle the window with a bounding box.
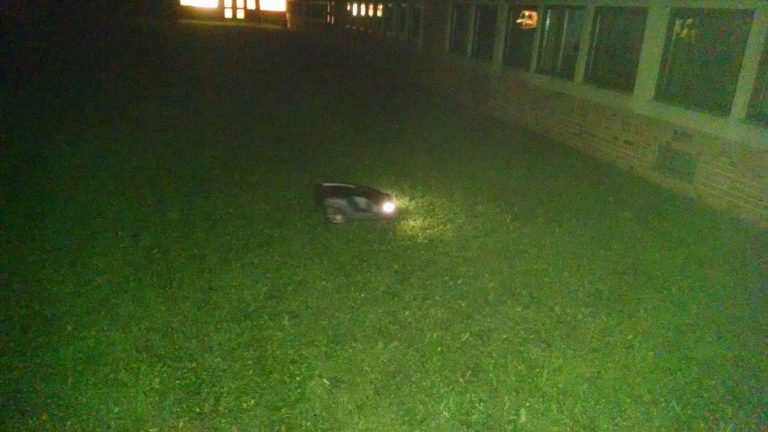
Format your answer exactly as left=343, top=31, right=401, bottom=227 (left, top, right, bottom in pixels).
left=503, top=6, right=538, bottom=69
left=536, top=6, right=586, bottom=80
left=398, top=3, right=408, bottom=35
left=586, top=7, right=647, bottom=93
left=410, top=5, right=423, bottom=42
left=449, top=3, right=472, bottom=55
left=748, top=45, right=768, bottom=125
left=260, top=0, right=286, bottom=11
left=656, top=8, right=754, bottom=116
left=471, top=4, right=497, bottom=61
left=383, top=3, right=396, bottom=32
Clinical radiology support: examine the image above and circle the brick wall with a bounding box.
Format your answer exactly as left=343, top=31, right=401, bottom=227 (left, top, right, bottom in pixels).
left=405, top=58, right=768, bottom=226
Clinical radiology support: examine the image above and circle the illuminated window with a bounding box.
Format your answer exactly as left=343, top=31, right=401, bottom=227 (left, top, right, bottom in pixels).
left=236, top=0, right=243, bottom=8
left=369, top=3, right=374, bottom=17
left=377, top=4, right=383, bottom=17
left=180, top=0, right=218, bottom=7
left=236, top=8, right=244, bottom=18
left=537, top=6, right=586, bottom=80
left=656, top=8, right=753, bottom=115
left=224, top=7, right=233, bottom=18
left=586, top=7, right=648, bottom=93
left=504, top=6, right=537, bottom=69
left=471, top=4, right=497, bottom=61
left=347, top=2, right=350, bottom=11
left=224, top=0, right=231, bottom=7
left=260, top=0, right=286, bottom=12
left=246, top=0, right=255, bottom=9
left=352, top=3, right=358, bottom=16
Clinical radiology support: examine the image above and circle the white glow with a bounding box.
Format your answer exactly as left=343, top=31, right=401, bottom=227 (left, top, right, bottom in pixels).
left=246, top=0, right=255, bottom=9
left=180, top=0, right=218, bottom=8
left=393, top=195, right=455, bottom=241
left=236, top=0, right=243, bottom=8
left=382, top=202, right=396, bottom=214
left=236, top=8, right=244, bottom=18
left=224, top=7, right=233, bottom=18
left=377, top=4, right=383, bottom=17
left=369, top=3, right=374, bottom=16
left=224, top=0, right=232, bottom=7
left=260, top=0, right=286, bottom=12
left=352, top=3, right=358, bottom=16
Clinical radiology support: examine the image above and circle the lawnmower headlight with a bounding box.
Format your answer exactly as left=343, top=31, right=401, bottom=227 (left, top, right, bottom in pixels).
left=382, top=201, right=396, bottom=214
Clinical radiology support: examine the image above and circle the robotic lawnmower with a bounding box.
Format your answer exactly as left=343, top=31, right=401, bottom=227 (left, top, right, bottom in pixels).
left=315, top=182, right=397, bottom=223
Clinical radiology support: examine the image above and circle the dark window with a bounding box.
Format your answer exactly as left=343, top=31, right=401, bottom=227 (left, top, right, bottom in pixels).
left=410, top=5, right=423, bottom=42
left=384, top=3, right=396, bottom=33
left=536, top=6, right=586, bottom=80
left=503, top=5, right=538, bottom=69
left=585, top=7, right=648, bottom=93
left=398, top=3, right=408, bottom=35
left=449, top=3, right=472, bottom=55
left=471, top=4, right=497, bottom=61
left=656, top=8, right=754, bottom=116
left=748, top=45, right=768, bottom=125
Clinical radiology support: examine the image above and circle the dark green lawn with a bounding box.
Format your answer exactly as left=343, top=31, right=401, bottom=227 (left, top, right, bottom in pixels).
left=1, top=21, right=766, bottom=430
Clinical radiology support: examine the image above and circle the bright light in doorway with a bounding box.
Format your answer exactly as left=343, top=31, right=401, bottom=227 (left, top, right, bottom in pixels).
left=180, top=0, right=218, bottom=8
left=260, top=0, right=286, bottom=11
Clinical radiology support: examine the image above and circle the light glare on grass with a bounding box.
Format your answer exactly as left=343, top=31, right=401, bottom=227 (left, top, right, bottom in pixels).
left=260, top=0, right=286, bottom=11
left=392, top=194, right=454, bottom=241
left=180, top=0, right=218, bottom=8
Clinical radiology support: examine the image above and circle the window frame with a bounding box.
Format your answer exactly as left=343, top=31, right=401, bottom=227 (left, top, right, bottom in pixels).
left=655, top=7, right=755, bottom=117
left=449, top=2, right=472, bottom=55
left=503, top=5, right=539, bottom=70
left=585, top=6, right=648, bottom=94
left=747, top=43, right=768, bottom=125
left=535, top=5, right=586, bottom=80
left=471, top=3, right=498, bottom=61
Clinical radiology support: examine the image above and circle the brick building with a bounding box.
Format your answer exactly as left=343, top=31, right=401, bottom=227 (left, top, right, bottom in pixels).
left=289, top=0, right=768, bottom=226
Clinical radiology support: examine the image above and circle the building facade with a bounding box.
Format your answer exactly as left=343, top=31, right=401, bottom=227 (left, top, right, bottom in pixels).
left=179, top=0, right=288, bottom=24
left=290, top=1, right=768, bottom=225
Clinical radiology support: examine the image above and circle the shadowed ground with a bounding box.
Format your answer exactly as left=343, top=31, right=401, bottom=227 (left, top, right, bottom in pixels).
left=1, top=21, right=766, bottom=430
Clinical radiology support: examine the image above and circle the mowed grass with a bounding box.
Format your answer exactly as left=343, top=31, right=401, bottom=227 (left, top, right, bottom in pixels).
left=1, top=22, right=766, bottom=431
